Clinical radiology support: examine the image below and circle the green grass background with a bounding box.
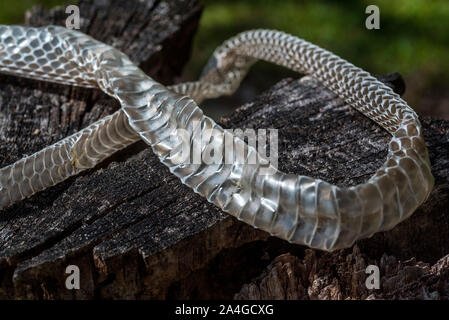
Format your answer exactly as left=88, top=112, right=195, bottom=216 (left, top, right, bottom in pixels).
left=1, top=0, right=448, bottom=118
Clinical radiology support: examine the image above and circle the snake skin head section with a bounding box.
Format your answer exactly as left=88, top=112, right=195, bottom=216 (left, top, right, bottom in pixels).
left=200, top=43, right=256, bottom=97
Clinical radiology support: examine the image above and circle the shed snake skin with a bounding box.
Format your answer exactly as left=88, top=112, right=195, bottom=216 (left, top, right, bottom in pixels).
left=0, top=25, right=434, bottom=251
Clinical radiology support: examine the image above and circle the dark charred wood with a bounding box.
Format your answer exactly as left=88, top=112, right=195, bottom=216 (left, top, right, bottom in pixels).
left=0, top=0, right=448, bottom=300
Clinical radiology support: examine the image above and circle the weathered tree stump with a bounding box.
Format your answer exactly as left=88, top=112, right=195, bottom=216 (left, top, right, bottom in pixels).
left=230, top=76, right=449, bottom=300
left=1, top=0, right=448, bottom=300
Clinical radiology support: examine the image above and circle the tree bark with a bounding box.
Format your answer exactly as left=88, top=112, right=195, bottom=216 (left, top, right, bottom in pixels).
left=230, top=77, right=449, bottom=300
left=1, top=0, right=448, bottom=300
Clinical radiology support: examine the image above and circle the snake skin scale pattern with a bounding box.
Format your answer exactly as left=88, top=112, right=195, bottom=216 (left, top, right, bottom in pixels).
left=0, top=25, right=434, bottom=251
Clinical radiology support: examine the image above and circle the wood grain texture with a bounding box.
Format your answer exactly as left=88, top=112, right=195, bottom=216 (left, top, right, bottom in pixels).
left=230, top=77, right=449, bottom=300
left=0, top=0, right=448, bottom=300
left=222, top=76, right=449, bottom=263
left=0, top=0, right=235, bottom=299
left=235, top=247, right=449, bottom=300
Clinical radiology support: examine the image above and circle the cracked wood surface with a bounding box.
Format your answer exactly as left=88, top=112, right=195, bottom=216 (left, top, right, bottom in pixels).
left=0, top=0, right=448, bottom=300
left=222, top=76, right=449, bottom=263
left=0, top=0, right=232, bottom=299
left=231, top=77, right=448, bottom=300
left=235, top=246, right=449, bottom=300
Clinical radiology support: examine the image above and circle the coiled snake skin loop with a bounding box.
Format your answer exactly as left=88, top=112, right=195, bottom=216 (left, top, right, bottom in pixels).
left=0, top=26, right=434, bottom=251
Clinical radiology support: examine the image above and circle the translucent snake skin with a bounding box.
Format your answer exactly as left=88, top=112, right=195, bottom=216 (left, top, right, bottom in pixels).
left=0, top=25, right=434, bottom=251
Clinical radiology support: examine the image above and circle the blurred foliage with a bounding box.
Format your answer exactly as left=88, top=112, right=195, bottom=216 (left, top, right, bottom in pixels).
left=0, top=0, right=448, bottom=117
left=0, top=1, right=72, bottom=24
left=189, top=0, right=448, bottom=82
left=187, top=0, right=449, bottom=118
